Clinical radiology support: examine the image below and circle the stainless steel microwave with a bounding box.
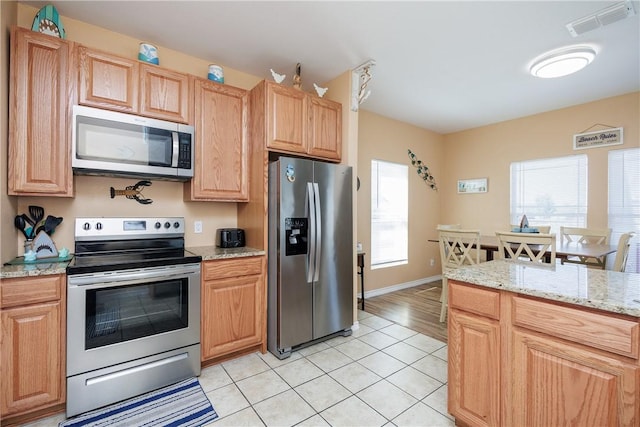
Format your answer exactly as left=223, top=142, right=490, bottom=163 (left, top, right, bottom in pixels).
left=72, top=105, right=194, bottom=181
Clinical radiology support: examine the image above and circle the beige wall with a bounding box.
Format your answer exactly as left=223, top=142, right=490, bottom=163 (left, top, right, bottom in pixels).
left=441, top=92, right=640, bottom=235
left=357, top=110, right=445, bottom=292
left=357, top=92, right=639, bottom=294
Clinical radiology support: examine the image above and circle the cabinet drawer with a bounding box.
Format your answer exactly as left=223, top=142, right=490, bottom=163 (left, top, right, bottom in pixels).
left=449, top=281, right=500, bottom=320
left=1, top=275, right=63, bottom=308
left=203, top=257, right=263, bottom=281
left=512, top=296, right=639, bottom=359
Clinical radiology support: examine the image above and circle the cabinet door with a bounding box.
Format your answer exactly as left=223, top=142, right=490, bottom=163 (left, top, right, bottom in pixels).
left=201, top=272, right=263, bottom=360
left=78, top=46, right=138, bottom=112
left=139, top=64, right=192, bottom=123
left=266, top=82, right=307, bottom=154
left=509, top=329, right=639, bottom=427
left=1, top=301, right=64, bottom=416
left=186, top=80, right=248, bottom=201
left=448, top=309, right=501, bottom=427
left=308, top=96, right=342, bottom=161
left=8, top=27, right=73, bottom=196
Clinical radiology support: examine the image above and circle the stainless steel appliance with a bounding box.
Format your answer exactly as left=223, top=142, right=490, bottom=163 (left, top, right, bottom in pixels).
left=65, top=217, right=202, bottom=417
left=268, top=157, right=353, bottom=359
left=72, top=105, right=194, bottom=181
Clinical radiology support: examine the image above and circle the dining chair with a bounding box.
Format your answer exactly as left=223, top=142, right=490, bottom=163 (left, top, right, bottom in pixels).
left=438, top=229, right=480, bottom=322
left=560, top=226, right=612, bottom=268
left=495, top=231, right=556, bottom=264
left=609, top=232, right=636, bottom=272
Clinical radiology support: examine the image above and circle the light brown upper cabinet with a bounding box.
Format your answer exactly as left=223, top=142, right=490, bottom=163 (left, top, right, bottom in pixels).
left=257, top=80, right=342, bottom=162
left=307, top=96, right=342, bottom=161
left=184, top=79, right=249, bottom=202
left=78, top=46, right=192, bottom=123
left=78, top=46, right=138, bottom=113
left=139, top=64, right=193, bottom=123
left=8, top=26, right=74, bottom=197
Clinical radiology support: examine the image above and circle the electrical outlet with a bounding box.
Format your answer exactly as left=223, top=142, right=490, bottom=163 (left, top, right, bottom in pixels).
left=430, top=258, right=435, bottom=267
left=194, top=221, right=203, bottom=234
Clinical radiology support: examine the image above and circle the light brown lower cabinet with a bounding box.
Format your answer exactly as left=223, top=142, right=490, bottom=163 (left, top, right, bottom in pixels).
left=201, top=257, right=266, bottom=362
left=448, top=280, right=640, bottom=427
left=0, top=275, right=66, bottom=420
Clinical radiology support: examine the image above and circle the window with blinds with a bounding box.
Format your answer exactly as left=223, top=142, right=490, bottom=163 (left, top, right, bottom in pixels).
left=510, top=155, right=588, bottom=234
left=608, top=148, right=639, bottom=273
left=371, top=159, right=408, bottom=268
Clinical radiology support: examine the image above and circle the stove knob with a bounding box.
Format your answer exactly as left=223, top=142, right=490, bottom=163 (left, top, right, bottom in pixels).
left=174, top=221, right=180, bottom=229
left=83, top=222, right=91, bottom=231
left=164, top=221, right=171, bottom=229
left=96, top=222, right=103, bottom=230
left=155, top=222, right=162, bottom=229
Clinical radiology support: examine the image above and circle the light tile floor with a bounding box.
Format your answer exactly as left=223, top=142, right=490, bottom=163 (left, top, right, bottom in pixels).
left=203, top=310, right=453, bottom=427
left=24, top=310, right=453, bottom=427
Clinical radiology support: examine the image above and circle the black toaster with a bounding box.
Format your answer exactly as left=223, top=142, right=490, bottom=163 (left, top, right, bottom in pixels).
left=216, top=228, right=246, bottom=248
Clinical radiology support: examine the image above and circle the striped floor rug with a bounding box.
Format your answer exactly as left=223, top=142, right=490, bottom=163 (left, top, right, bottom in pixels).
left=60, top=378, right=218, bottom=427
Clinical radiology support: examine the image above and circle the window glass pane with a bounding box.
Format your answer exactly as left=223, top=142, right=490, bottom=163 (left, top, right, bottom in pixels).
left=371, top=160, right=408, bottom=267
left=510, top=155, right=587, bottom=233
left=608, top=148, right=640, bottom=273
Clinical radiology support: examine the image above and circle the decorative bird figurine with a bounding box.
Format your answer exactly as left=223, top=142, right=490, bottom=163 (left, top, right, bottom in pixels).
left=313, top=83, right=328, bottom=98
left=293, top=63, right=302, bottom=90
left=270, top=68, right=286, bottom=84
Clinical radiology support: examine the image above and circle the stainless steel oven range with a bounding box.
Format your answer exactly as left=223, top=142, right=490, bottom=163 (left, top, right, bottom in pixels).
left=65, top=217, right=202, bottom=417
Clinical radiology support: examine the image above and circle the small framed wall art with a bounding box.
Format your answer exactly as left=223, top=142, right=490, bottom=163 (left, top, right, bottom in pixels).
left=458, top=178, right=488, bottom=194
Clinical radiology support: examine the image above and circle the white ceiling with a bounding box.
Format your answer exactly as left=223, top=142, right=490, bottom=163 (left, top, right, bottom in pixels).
left=20, top=1, right=640, bottom=134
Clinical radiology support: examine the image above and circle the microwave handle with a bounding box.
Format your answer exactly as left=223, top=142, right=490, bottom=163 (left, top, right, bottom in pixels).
left=171, top=131, right=179, bottom=167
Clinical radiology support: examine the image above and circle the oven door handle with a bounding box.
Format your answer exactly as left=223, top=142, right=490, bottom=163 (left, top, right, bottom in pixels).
left=68, top=267, right=199, bottom=288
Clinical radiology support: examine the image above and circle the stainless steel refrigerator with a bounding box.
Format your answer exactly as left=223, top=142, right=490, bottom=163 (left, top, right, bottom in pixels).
left=268, top=156, right=353, bottom=359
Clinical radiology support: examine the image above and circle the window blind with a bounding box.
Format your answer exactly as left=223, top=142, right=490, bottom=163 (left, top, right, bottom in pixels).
left=510, top=155, right=588, bottom=234
left=608, top=148, right=640, bottom=273
left=371, top=160, right=408, bottom=268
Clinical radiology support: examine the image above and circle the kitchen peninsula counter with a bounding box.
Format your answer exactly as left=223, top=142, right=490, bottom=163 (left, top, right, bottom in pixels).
left=446, top=259, right=640, bottom=426
left=186, top=245, right=265, bottom=261
left=445, top=259, right=640, bottom=316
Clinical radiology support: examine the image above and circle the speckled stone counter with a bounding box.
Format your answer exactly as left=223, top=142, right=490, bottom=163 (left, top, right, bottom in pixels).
left=186, top=246, right=265, bottom=261
left=1, top=261, right=70, bottom=279
left=445, top=259, right=640, bottom=317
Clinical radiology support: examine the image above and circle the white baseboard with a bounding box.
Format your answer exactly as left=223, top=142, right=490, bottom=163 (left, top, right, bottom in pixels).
left=363, top=275, right=442, bottom=299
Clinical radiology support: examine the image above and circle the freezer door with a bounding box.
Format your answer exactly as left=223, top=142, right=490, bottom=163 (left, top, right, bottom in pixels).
left=312, top=161, right=353, bottom=339
left=269, top=157, right=315, bottom=350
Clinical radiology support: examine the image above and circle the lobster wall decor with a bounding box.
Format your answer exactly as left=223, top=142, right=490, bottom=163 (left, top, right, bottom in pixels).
left=110, top=180, right=153, bottom=204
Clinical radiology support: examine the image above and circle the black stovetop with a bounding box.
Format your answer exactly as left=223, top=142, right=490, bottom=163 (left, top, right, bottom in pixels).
left=66, top=238, right=201, bottom=275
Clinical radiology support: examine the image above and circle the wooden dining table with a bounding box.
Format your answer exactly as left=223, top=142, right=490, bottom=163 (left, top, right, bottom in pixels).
left=429, top=235, right=618, bottom=269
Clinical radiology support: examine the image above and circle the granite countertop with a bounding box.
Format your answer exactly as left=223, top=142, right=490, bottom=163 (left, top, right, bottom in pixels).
left=2, top=246, right=266, bottom=280
left=445, top=259, right=640, bottom=317
left=186, top=245, right=265, bottom=261
left=1, top=260, right=70, bottom=279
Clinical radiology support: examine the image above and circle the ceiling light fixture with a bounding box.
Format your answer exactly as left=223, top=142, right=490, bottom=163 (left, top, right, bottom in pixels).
left=530, top=46, right=596, bottom=78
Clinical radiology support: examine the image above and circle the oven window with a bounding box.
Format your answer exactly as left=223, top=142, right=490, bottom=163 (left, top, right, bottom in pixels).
left=85, top=278, right=188, bottom=349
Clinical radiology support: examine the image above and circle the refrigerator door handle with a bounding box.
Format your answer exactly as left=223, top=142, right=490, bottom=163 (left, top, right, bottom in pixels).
left=306, top=182, right=316, bottom=283
left=312, top=182, right=321, bottom=282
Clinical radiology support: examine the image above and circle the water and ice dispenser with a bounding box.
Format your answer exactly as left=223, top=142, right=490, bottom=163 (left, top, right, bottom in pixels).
left=285, top=217, right=308, bottom=256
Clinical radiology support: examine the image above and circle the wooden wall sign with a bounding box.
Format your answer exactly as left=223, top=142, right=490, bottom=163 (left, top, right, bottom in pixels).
left=573, top=127, right=623, bottom=150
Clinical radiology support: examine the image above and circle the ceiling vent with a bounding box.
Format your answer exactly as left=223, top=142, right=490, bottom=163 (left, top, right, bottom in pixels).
left=566, top=1, right=636, bottom=37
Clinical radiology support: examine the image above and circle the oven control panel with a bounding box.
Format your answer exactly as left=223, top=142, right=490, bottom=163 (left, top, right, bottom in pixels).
left=75, top=217, right=185, bottom=240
